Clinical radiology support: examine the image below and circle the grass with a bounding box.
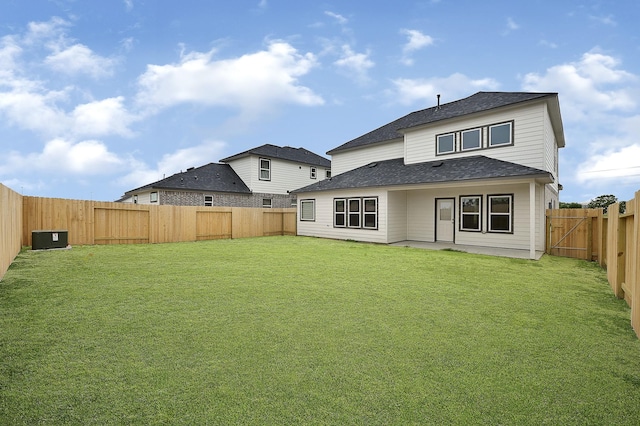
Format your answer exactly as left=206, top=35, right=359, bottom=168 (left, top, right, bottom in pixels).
left=1, top=236, right=639, bottom=425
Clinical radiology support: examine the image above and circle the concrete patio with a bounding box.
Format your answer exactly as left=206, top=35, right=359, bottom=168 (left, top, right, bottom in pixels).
left=389, top=240, right=545, bottom=260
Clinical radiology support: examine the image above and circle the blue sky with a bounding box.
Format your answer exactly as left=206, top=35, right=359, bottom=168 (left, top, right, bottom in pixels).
left=1, top=0, right=639, bottom=203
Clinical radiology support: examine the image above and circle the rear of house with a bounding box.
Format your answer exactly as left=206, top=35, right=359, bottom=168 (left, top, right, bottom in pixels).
left=294, top=92, right=565, bottom=259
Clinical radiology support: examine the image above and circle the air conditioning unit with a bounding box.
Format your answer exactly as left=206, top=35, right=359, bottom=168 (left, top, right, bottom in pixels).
left=32, top=230, right=68, bottom=250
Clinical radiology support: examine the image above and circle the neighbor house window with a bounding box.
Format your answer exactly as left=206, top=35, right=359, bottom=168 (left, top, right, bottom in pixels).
left=259, top=158, right=271, bottom=181
left=489, top=122, right=513, bottom=147
left=150, top=192, right=158, bottom=203
left=334, top=198, right=346, bottom=227
left=461, top=128, right=481, bottom=151
left=262, top=198, right=272, bottom=208
left=460, top=196, right=482, bottom=231
left=326, top=170, right=332, bottom=178
left=437, top=133, right=455, bottom=154
left=310, top=167, right=317, bottom=179
left=488, top=194, right=513, bottom=233
left=300, top=199, right=315, bottom=221
left=348, top=198, right=361, bottom=227
left=133, top=195, right=138, bottom=204
left=363, top=198, right=378, bottom=229
left=204, top=195, right=213, bottom=206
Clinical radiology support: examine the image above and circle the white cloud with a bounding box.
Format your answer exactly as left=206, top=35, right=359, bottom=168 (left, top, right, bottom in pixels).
left=590, top=15, right=617, bottom=26
left=118, top=140, right=227, bottom=188
left=506, top=17, right=520, bottom=31
left=45, top=43, right=116, bottom=78
left=71, top=97, right=134, bottom=137
left=334, top=44, right=374, bottom=84
left=124, top=0, right=133, bottom=11
left=0, top=138, right=124, bottom=176
left=325, top=11, right=348, bottom=25
left=390, top=73, right=500, bottom=106
left=400, top=29, right=434, bottom=66
left=135, top=41, right=323, bottom=115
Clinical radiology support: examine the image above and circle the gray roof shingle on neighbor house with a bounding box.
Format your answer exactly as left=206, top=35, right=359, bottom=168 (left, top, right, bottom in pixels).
left=328, top=92, right=558, bottom=154
left=125, top=163, right=251, bottom=195
left=220, top=144, right=331, bottom=168
left=292, top=156, right=553, bottom=193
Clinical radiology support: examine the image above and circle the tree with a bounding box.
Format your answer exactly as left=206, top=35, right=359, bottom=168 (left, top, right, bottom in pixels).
left=559, top=202, right=583, bottom=209
left=587, top=194, right=618, bottom=213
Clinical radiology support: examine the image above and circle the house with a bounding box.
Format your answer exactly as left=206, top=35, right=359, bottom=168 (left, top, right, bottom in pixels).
left=120, top=144, right=331, bottom=208
left=293, top=92, right=565, bottom=259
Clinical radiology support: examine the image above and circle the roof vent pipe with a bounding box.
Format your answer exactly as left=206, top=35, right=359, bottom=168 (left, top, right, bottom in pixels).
left=436, top=94, right=441, bottom=110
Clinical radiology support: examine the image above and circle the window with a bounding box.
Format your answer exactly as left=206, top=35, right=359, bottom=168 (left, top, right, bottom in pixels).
left=334, top=197, right=378, bottom=229
left=326, top=170, right=332, bottom=179
left=489, top=122, right=512, bottom=147
left=262, top=198, right=272, bottom=208
left=300, top=199, right=315, bottom=221
left=488, top=194, right=513, bottom=233
left=334, top=199, right=346, bottom=227
left=133, top=195, right=138, bottom=204
left=203, top=195, right=213, bottom=206
left=461, top=128, right=481, bottom=151
left=348, top=198, right=361, bottom=227
left=460, top=196, right=481, bottom=231
left=150, top=192, right=158, bottom=203
left=437, top=133, right=455, bottom=154
left=259, top=158, right=271, bottom=181
left=363, top=198, right=378, bottom=229
left=310, top=167, right=317, bottom=179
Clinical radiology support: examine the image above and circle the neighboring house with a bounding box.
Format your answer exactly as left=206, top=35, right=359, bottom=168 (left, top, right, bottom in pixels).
left=120, top=144, right=331, bottom=208
left=293, top=92, right=565, bottom=259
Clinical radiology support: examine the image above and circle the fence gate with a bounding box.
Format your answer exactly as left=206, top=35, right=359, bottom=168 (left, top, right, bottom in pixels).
left=546, top=209, right=603, bottom=261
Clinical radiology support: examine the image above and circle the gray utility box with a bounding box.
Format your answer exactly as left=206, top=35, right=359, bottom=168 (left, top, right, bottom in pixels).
left=32, top=230, right=68, bottom=250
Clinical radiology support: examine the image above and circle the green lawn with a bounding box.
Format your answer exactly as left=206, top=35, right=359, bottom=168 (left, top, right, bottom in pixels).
left=1, top=236, right=639, bottom=425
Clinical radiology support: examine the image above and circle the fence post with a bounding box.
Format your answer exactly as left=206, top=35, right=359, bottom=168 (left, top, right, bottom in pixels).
left=631, top=191, right=640, bottom=338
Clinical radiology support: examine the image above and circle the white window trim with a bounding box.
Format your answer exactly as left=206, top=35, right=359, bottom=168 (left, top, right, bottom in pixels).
left=310, top=167, right=317, bottom=179
left=489, top=122, right=513, bottom=147
left=460, top=195, right=482, bottom=232
left=347, top=198, right=361, bottom=228
left=326, top=170, right=332, bottom=179
left=334, top=198, right=346, bottom=228
left=488, top=194, right=513, bottom=233
left=461, top=128, right=482, bottom=151
left=259, top=158, right=271, bottom=181
left=436, top=133, right=456, bottom=155
left=150, top=191, right=158, bottom=203
left=262, top=198, right=272, bottom=208
left=362, top=197, right=378, bottom=230
left=300, top=199, right=315, bottom=221
left=204, top=195, right=213, bottom=206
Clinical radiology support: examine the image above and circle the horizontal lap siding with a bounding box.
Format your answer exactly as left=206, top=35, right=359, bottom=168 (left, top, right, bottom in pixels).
left=242, top=157, right=330, bottom=194
left=404, top=182, right=544, bottom=250
left=296, top=189, right=388, bottom=243
left=331, top=140, right=404, bottom=176
left=404, top=102, right=548, bottom=173
left=387, top=191, right=408, bottom=242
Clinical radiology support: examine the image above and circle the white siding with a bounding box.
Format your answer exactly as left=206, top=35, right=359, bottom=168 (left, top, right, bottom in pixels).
left=404, top=102, right=550, bottom=172
left=387, top=191, right=407, bottom=242
left=296, top=188, right=388, bottom=244
left=228, top=156, right=330, bottom=194
left=297, top=180, right=547, bottom=250
left=331, top=140, right=404, bottom=176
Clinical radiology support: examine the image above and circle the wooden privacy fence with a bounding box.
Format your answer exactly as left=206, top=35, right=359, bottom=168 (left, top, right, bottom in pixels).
left=1, top=184, right=23, bottom=280
left=22, top=196, right=296, bottom=247
left=546, top=190, right=640, bottom=338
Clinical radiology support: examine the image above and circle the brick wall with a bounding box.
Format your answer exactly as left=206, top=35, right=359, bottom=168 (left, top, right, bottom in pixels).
left=160, top=191, right=296, bottom=208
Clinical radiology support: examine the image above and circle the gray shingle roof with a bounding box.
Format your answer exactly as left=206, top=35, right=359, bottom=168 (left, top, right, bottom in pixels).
left=125, top=163, right=251, bottom=195
left=292, top=156, right=553, bottom=193
left=221, top=144, right=331, bottom=168
left=328, top=92, right=558, bottom=154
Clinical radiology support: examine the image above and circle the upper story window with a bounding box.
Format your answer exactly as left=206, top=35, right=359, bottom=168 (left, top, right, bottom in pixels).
left=326, top=170, right=331, bottom=178
left=310, top=167, right=317, bottom=179
left=489, top=122, right=513, bottom=147
left=259, top=158, right=271, bottom=181
left=133, top=195, right=138, bottom=204
left=437, top=133, right=455, bottom=154
left=436, top=120, right=514, bottom=156
left=461, top=128, right=481, bottom=151
left=150, top=191, right=158, bottom=203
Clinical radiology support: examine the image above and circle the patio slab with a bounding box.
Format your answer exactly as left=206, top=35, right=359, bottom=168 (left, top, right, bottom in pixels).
left=389, top=240, right=544, bottom=260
